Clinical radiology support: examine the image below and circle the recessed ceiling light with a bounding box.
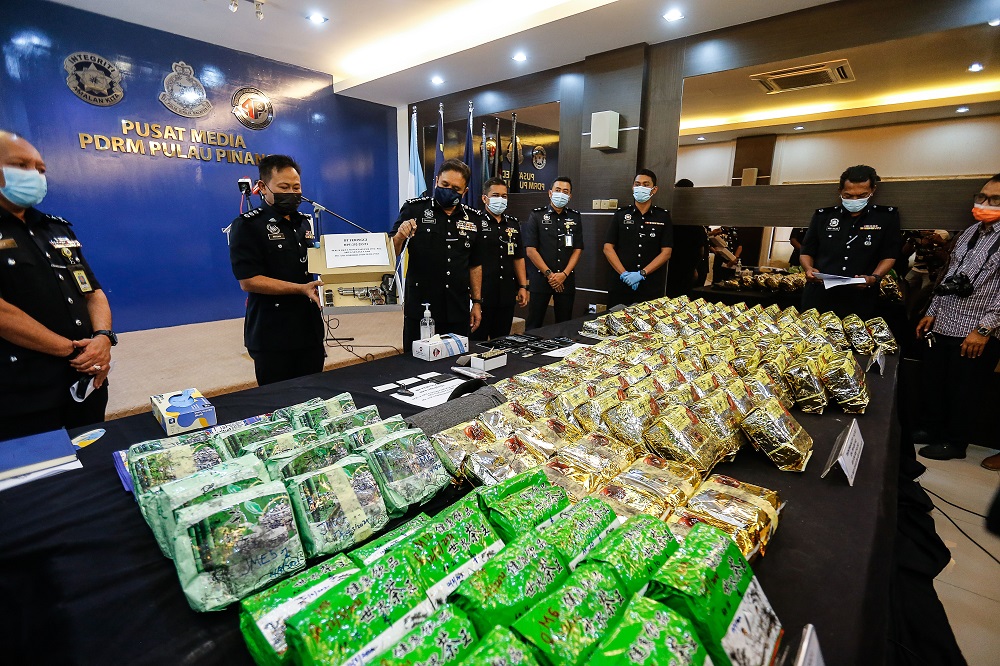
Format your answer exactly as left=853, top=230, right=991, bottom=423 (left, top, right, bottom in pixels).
left=956, top=106, right=970, bottom=113
left=512, top=52, right=527, bottom=62
left=431, top=75, right=444, bottom=85
left=663, top=9, right=684, bottom=22
left=989, top=19, right=1000, bottom=27
left=308, top=13, right=328, bottom=24
left=793, top=126, right=805, bottom=130
left=968, top=62, right=985, bottom=72
left=696, top=136, right=706, bottom=141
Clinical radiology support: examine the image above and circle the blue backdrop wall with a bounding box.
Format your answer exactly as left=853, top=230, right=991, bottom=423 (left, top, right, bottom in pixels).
left=0, top=1, right=398, bottom=332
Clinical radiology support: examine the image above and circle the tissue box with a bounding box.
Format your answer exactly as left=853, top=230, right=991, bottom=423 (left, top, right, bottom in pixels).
left=471, top=352, right=507, bottom=371
left=412, top=334, right=470, bottom=361
left=150, top=388, right=217, bottom=435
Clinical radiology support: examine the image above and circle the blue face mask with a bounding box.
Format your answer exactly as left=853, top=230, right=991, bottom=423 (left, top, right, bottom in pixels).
left=0, top=166, right=47, bottom=208
left=551, top=191, right=570, bottom=209
left=486, top=197, right=507, bottom=215
left=633, top=186, right=653, bottom=203
left=841, top=196, right=869, bottom=213
left=434, top=186, right=462, bottom=209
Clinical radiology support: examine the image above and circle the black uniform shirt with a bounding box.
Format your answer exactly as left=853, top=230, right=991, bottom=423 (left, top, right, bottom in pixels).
left=0, top=207, right=102, bottom=411
left=392, top=197, right=483, bottom=321
left=800, top=204, right=901, bottom=276
left=228, top=202, right=323, bottom=352
left=605, top=204, right=673, bottom=273
left=521, top=205, right=584, bottom=291
left=478, top=210, right=525, bottom=300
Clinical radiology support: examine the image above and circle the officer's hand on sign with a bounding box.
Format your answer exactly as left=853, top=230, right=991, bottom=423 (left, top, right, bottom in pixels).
left=70, top=336, right=111, bottom=376
left=303, top=279, right=324, bottom=308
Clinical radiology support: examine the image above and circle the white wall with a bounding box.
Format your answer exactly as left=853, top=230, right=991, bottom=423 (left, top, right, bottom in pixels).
left=676, top=141, right=736, bottom=187
left=771, top=116, right=1000, bottom=184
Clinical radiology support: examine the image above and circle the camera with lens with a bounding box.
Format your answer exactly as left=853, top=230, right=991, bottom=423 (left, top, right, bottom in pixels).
left=934, top=271, right=975, bottom=298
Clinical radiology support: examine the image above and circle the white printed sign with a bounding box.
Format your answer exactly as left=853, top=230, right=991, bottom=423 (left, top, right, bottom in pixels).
left=821, top=418, right=865, bottom=486
left=324, top=233, right=390, bottom=269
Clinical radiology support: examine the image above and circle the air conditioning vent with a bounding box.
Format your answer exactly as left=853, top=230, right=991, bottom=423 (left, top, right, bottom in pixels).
left=751, top=59, right=855, bottom=94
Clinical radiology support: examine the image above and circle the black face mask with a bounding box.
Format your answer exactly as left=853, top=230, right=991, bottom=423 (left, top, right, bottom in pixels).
left=268, top=191, right=302, bottom=215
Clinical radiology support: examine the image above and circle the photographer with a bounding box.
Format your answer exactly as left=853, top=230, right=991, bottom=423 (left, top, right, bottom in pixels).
left=915, top=173, right=1000, bottom=465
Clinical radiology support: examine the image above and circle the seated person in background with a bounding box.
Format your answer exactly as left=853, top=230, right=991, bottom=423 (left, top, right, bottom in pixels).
left=800, top=164, right=901, bottom=320
left=915, top=173, right=1000, bottom=467
left=603, top=169, right=673, bottom=307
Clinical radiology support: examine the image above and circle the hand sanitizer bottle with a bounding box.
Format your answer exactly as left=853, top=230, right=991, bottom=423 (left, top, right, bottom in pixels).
left=420, top=303, right=435, bottom=339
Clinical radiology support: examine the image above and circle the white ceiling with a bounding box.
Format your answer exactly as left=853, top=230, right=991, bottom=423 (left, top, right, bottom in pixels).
left=49, top=0, right=836, bottom=107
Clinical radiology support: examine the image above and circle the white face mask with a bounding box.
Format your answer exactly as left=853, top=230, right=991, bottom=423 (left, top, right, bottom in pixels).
left=486, top=197, right=507, bottom=215
left=841, top=197, right=869, bottom=213
left=550, top=191, right=570, bottom=209
left=0, top=166, right=47, bottom=207
left=633, top=186, right=653, bottom=203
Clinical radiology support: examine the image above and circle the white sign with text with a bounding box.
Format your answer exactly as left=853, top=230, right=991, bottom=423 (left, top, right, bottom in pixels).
left=323, top=233, right=390, bottom=269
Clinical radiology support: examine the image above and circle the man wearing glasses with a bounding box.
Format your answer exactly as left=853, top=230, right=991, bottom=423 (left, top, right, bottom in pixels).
left=915, top=174, right=1000, bottom=466
left=799, top=165, right=901, bottom=319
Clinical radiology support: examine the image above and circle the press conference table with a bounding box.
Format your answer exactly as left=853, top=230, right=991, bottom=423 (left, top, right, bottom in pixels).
left=1, top=315, right=899, bottom=666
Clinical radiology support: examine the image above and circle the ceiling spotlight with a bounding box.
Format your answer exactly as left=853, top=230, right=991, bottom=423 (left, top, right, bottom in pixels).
left=512, top=52, right=527, bottom=62
left=989, top=19, right=1000, bottom=27
left=255, top=1, right=263, bottom=20
left=229, top=0, right=238, bottom=12
left=696, top=136, right=706, bottom=141
left=956, top=106, right=970, bottom=113
left=968, top=62, right=984, bottom=72
left=663, top=9, right=684, bottom=22
left=308, top=13, right=328, bottom=24
left=793, top=126, right=805, bottom=130
left=431, top=75, right=444, bottom=85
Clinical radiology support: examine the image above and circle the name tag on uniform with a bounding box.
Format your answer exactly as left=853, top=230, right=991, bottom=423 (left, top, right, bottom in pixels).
left=49, top=237, right=81, bottom=249
left=73, top=269, right=94, bottom=294
left=457, top=220, right=477, bottom=232
left=860, top=224, right=882, bottom=231
left=647, top=220, right=664, bottom=226
left=0, top=239, right=16, bottom=250
left=508, top=242, right=515, bottom=256
left=268, top=233, right=285, bottom=240
left=565, top=234, right=574, bottom=248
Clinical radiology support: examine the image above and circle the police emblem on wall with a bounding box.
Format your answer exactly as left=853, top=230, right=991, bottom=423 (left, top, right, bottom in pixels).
left=63, top=52, right=124, bottom=106
left=531, top=145, right=546, bottom=170
left=231, top=86, right=273, bottom=130
left=159, top=62, right=213, bottom=118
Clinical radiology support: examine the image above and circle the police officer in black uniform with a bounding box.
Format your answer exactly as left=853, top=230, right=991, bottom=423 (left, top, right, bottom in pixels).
left=522, top=176, right=583, bottom=329
left=473, top=177, right=529, bottom=340
left=709, top=226, right=742, bottom=282
left=0, top=131, right=114, bottom=440
left=604, top=169, right=673, bottom=307
left=800, top=164, right=901, bottom=320
left=229, top=155, right=324, bottom=386
left=392, top=159, right=483, bottom=349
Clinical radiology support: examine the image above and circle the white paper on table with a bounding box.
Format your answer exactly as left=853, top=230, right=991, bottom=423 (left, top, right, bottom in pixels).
left=373, top=383, right=397, bottom=393
left=542, top=343, right=589, bottom=358
left=417, top=372, right=442, bottom=380
left=323, top=233, right=390, bottom=269
left=813, top=272, right=868, bottom=289
left=390, top=379, right=464, bottom=409
left=396, top=377, right=421, bottom=386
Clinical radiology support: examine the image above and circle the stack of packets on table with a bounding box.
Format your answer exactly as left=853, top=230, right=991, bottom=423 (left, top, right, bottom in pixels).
left=125, top=391, right=455, bottom=612
left=236, top=468, right=782, bottom=666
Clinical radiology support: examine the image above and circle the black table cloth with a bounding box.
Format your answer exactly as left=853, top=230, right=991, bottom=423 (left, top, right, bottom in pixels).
left=1, top=315, right=899, bottom=665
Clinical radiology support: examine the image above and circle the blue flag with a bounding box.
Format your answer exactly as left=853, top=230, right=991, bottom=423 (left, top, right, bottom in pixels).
left=433, top=103, right=444, bottom=189
left=407, top=106, right=427, bottom=199
left=480, top=122, right=489, bottom=202
left=462, top=101, right=475, bottom=206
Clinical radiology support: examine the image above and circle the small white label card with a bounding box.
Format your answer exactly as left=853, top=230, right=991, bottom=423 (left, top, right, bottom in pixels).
left=821, top=418, right=865, bottom=486
left=793, top=624, right=826, bottom=666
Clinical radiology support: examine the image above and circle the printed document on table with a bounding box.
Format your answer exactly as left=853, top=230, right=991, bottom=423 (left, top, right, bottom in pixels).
left=542, top=343, right=589, bottom=358
left=813, top=272, right=868, bottom=289
left=390, top=378, right=464, bottom=409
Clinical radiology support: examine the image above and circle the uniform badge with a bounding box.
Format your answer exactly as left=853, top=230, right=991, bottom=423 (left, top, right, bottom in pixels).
left=231, top=86, right=274, bottom=130
left=159, top=61, right=213, bottom=118
left=624, top=214, right=633, bottom=224
left=72, top=269, right=94, bottom=294
left=829, top=219, right=839, bottom=227
left=64, top=52, right=124, bottom=106
left=266, top=222, right=285, bottom=240
left=61, top=247, right=78, bottom=264
left=422, top=209, right=436, bottom=224
left=465, top=241, right=471, bottom=248
left=543, top=214, right=551, bottom=223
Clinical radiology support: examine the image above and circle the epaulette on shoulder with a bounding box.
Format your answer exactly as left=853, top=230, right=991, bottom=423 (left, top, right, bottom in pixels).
left=46, top=214, right=72, bottom=226
left=242, top=207, right=264, bottom=219
left=532, top=206, right=546, bottom=212
left=406, top=196, right=431, bottom=205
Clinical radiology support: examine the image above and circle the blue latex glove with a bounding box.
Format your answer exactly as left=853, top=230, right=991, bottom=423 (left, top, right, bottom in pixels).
left=621, top=271, right=644, bottom=288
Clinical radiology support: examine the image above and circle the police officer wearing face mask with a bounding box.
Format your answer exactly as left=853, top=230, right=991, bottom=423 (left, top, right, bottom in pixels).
left=229, top=154, right=324, bottom=386
left=522, top=176, right=583, bottom=329
left=0, top=131, right=114, bottom=440
left=604, top=169, right=673, bottom=307
left=392, top=159, right=484, bottom=349
left=473, top=177, right=529, bottom=340
left=800, top=164, right=901, bottom=320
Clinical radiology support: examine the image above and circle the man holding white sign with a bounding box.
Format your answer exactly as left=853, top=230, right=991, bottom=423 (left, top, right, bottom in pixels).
left=392, top=159, right=484, bottom=348
left=229, top=155, right=324, bottom=385
left=799, top=165, right=901, bottom=319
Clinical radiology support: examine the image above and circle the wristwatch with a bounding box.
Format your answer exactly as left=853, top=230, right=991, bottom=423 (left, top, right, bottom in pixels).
left=543, top=269, right=553, bottom=277
left=976, top=326, right=993, bottom=337
left=639, top=269, right=647, bottom=277
left=93, top=329, right=118, bottom=346
left=471, top=298, right=483, bottom=305
left=520, top=284, right=529, bottom=290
